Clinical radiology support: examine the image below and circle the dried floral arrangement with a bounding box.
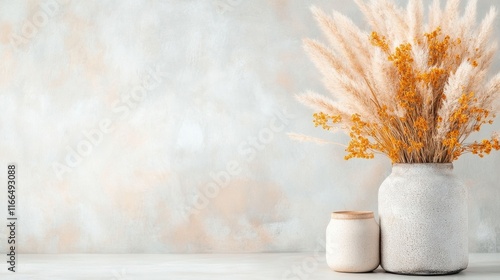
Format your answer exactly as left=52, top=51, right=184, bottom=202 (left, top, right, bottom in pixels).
left=295, top=0, right=500, bottom=163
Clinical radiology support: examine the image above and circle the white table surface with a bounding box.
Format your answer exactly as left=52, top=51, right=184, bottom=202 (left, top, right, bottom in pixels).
left=0, top=253, right=499, bottom=279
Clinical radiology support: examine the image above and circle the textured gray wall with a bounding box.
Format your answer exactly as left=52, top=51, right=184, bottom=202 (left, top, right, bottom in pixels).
left=0, top=0, right=499, bottom=253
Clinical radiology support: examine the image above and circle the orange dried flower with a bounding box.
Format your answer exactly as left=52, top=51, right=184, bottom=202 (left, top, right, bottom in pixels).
left=305, top=4, right=500, bottom=164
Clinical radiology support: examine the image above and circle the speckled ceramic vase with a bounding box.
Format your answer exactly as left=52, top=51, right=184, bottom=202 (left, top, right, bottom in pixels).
left=378, top=163, right=468, bottom=275
left=326, top=211, right=380, bottom=272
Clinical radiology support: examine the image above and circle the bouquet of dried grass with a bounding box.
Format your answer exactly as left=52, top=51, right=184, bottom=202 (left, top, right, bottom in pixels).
left=296, top=0, right=500, bottom=163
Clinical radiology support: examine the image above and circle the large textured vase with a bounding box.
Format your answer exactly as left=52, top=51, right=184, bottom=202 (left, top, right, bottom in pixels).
left=378, top=163, right=468, bottom=275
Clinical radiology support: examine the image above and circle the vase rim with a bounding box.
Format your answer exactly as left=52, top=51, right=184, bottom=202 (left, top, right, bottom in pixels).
left=331, top=211, right=374, bottom=220
left=392, top=163, right=453, bottom=165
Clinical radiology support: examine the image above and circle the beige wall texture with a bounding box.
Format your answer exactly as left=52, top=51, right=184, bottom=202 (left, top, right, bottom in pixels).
left=0, top=0, right=499, bottom=253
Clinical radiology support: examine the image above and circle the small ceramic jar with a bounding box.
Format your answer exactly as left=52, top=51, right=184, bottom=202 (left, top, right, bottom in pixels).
left=326, top=211, right=380, bottom=272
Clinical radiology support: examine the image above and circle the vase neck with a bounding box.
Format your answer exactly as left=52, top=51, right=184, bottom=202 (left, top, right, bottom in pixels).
left=391, top=163, right=453, bottom=175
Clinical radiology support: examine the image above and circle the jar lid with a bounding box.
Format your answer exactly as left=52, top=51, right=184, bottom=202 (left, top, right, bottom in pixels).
left=331, top=211, right=374, bottom=220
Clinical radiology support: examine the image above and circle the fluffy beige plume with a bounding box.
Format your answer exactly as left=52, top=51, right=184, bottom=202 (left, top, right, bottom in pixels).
left=310, top=7, right=366, bottom=79
left=303, top=39, right=355, bottom=80
left=305, top=10, right=381, bottom=120
left=321, top=73, right=377, bottom=117
left=448, top=0, right=477, bottom=64
left=353, top=0, right=383, bottom=33
left=354, top=0, right=407, bottom=46
left=407, top=0, right=424, bottom=42
left=303, top=39, right=375, bottom=116
left=377, top=0, right=409, bottom=47
left=436, top=61, right=483, bottom=140
left=411, top=46, right=433, bottom=113
left=475, top=7, right=498, bottom=51
left=472, top=7, right=499, bottom=71
left=287, top=133, right=346, bottom=146
left=439, top=63, right=474, bottom=105
left=295, top=91, right=349, bottom=116
left=443, top=0, right=474, bottom=71
left=369, top=48, right=398, bottom=111
left=461, top=0, right=478, bottom=37
left=442, top=0, right=461, bottom=38
left=483, top=73, right=500, bottom=111
left=428, top=0, right=443, bottom=30
left=330, top=10, right=371, bottom=65
left=478, top=42, right=499, bottom=71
